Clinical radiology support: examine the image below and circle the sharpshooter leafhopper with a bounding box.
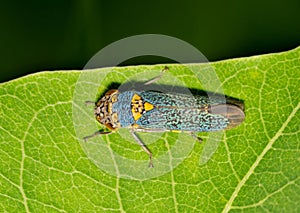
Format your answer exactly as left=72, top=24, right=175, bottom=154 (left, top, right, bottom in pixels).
left=84, top=68, right=245, bottom=167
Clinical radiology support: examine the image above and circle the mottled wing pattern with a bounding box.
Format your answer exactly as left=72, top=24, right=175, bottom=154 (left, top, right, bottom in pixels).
left=136, top=107, right=229, bottom=132
left=112, top=90, right=242, bottom=131
left=135, top=91, right=229, bottom=131
left=139, top=91, right=228, bottom=106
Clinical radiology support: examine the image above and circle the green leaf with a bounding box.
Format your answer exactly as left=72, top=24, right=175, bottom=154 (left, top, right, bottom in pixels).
left=1, top=47, right=299, bottom=212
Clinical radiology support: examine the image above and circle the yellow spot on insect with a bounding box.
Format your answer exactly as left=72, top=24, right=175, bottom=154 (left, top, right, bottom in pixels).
left=112, top=112, right=118, bottom=122
left=131, top=94, right=154, bottom=121
left=132, top=123, right=140, bottom=128
left=108, top=102, right=113, bottom=113
left=132, top=109, right=143, bottom=121
left=111, top=94, right=118, bottom=103
left=131, top=94, right=143, bottom=121
left=132, top=94, right=142, bottom=102
left=144, top=102, right=154, bottom=111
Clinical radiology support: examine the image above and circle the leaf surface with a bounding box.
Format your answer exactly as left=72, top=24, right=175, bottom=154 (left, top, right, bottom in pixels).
left=0, top=47, right=299, bottom=212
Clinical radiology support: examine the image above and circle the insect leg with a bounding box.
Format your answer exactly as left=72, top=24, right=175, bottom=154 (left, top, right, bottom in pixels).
left=83, top=131, right=111, bottom=141
left=134, top=128, right=168, bottom=133
left=130, top=129, right=154, bottom=168
left=85, top=101, right=95, bottom=106
left=189, top=132, right=203, bottom=143
left=136, top=128, right=203, bottom=143
left=144, top=66, right=169, bottom=85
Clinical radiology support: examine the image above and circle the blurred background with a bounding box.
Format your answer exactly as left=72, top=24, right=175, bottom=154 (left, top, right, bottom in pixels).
left=0, top=0, right=299, bottom=82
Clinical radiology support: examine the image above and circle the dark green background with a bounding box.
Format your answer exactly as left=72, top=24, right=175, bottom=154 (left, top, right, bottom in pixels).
left=1, top=0, right=299, bottom=83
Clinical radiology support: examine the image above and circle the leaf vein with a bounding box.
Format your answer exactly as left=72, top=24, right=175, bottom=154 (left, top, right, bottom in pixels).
left=222, top=102, right=300, bottom=213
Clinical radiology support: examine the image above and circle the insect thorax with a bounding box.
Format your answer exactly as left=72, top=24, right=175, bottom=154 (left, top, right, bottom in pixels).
left=94, top=90, right=156, bottom=130
left=95, top=89, right=120, bottom=131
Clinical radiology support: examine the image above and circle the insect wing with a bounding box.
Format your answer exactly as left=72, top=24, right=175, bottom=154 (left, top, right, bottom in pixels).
left=112, top=91, right=244, bottom=131
left=136, top=107, right=230, bottom=132
left=135, top=91, right=244, bottom=132
left=209, top=104, right=245, bottom=129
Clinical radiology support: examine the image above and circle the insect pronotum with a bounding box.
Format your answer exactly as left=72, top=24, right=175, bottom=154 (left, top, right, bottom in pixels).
left=84, top=67, right=245, bottom=167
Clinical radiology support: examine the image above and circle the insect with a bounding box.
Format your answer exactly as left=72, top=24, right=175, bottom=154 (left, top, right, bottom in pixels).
left=84, top=69, right=245, bottom=167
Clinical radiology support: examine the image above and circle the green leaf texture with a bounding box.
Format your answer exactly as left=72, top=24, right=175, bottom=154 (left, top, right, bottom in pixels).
left=1, top=47, right=299, bottom=212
